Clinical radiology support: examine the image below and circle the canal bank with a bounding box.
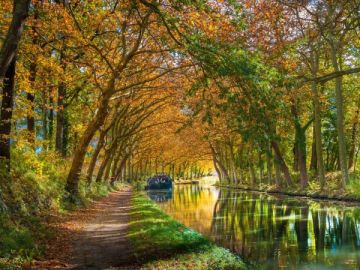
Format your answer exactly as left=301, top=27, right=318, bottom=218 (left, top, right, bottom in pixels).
left=216, top=183, right=360, bottom=204
left=129, top=192, right=247, bottom=269
left=150, top=184, right=360, bottom=269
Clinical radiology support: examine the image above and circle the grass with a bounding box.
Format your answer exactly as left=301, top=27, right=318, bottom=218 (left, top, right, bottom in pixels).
left=129, top=192, right=247, bottom=270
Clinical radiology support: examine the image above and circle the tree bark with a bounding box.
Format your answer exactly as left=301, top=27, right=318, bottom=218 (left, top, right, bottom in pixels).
left=274, top=158, right=282, bottom=187
left=26, top=5, right=40, bottom=145
left=0, top=0, right=31, bottom=172
left=48, top=95, right=54, bottom=147
left=65, top=82, right=114, bottom=197
left=330, top=47, right=349, bottom=186
left=103, top=153, right=114, bottom=182
left=266, top=143, right=273, bottom=185
left=0, top=59, right=16, bottom=171
left=310, top=123, right=317, bottom=171
left=348, top=98, right=360, bottom=170
left=111, top=149, right=123, bottom=182
left=250, top=164, right=257, bottom=185
left=27, top=62, right=36, bottom=144
left=55, top=82, right=66, bottom=154
left=210, top=143, right=230, bottom=183
left=292, top=105, right=309, bottom=188
left=0, top=0, right=31, bottom=79
left=115, top=156, right=128, bottom=182
left=55, top=49, right=67, bottom=155
left=42, top=112, right=48, bottom=143
left=312, top=81, right=326, bottom=187
left=97, top=138, right=119, bottom=182
left=213, top=156, right=223, bottom=183
left=86, top=130, right=106, bottom=183
left=271, top=140, right=292, bottom=186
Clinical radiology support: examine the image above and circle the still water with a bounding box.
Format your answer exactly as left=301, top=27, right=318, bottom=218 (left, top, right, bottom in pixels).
left=148, top=184, right=360, bottom=269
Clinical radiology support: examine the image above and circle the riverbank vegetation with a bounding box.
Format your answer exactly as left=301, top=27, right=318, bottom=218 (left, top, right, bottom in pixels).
left=130, top=193, right=247, bottom=270
left=187, top=1, right=360, bottom=197
left=0, top=149, right=116, bottom=268
left=0, top=0, right=359, bottom=268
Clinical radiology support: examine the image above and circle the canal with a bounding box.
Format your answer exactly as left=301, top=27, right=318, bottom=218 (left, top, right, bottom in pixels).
left=148, top=183, right=360, bottom=269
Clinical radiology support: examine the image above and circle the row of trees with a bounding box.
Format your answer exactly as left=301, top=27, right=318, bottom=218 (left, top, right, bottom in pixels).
left=0, top=0, right=215, bottom=204
left=183, top=0, right=360, bottom=190
left=1, top=0, right=359, bottom=203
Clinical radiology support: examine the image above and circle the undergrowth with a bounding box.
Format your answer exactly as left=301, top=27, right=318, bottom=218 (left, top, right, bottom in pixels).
left=0, top=146, right=115, bottom=269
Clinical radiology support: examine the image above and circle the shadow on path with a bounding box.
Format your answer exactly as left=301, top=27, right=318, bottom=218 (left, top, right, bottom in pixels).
left=69, top=189, right=138, bottom=270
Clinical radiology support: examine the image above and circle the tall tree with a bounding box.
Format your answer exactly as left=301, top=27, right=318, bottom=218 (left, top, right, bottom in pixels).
left=0, top=0, right=31, bottom=170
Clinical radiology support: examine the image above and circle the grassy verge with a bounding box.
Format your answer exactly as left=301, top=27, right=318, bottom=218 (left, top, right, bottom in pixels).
left=129, top=192, right=247, bottom=270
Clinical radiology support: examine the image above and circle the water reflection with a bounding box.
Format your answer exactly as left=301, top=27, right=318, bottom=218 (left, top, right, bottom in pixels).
left=150, top=185, right=360, bottom=269
left=147, top=190, right=172, bottom=203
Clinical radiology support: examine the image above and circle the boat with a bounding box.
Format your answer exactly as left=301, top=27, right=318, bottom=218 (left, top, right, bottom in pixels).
left=145, top=174, right=173, bottom=190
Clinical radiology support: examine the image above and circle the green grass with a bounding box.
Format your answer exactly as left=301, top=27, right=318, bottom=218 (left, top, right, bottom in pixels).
left=129, top=193, right=247, bottom=270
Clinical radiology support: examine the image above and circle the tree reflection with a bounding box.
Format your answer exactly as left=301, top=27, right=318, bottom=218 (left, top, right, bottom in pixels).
left=210, top=190, right=360, bottom=269
left=154, top=186, right=360, bottom=269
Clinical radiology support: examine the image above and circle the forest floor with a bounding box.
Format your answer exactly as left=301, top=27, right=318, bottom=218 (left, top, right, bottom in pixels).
left=27, top=188, right=138, bottom=270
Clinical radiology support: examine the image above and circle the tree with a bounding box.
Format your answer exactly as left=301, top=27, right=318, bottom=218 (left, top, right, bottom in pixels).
left=0, top=0, right=31, bottom=170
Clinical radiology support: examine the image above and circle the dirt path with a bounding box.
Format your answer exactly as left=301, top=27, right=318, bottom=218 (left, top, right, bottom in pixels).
left=68, top=188, right=138, bottom=270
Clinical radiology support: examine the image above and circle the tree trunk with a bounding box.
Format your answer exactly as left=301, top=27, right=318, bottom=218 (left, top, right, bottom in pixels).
left=55, top=81, right=66, bottom=155
left=330, top=47, right=349, bottom=187
left=96, top=140, right=117, bottom=182
left=0, top=0, right=31, bottom=171
left=26, top=6, right=39, bottom=145
left=96, top=151, right=111, bottom=183
left=335, top=74, right=349, bottom=186
left=311, top=81, right=326, bottom=187
left=27, top=62, right=36, bottom=144
left=111, top=150, right=123, bottom=182
left=115, top=157, right=128, bottom=182
left=65, top=84, right=114, bottom=197
left=274, top=158, right=281, bottom=187
left=266, top=143, right=273, bottom=184
left=250, top=164, right=257, bottom=185
left=62, top=110, right=69, bottom=156
left=127, top=157, right=132, bottom=181
left=213, top=156, right=223, bottom=183
left=310, top=124, right=317, bottom=171
left=48, top=95, right=54, bottom=147
left=210, top=143, right=230, bottom=183
left=0, top=0, right=31, bottom=78
left=271, top=140, right=292, bottom=186
left=55, top=48, right=67, bottom=155
left=103, top=153, right=114, bottom=182
left=86, top=130, right=106, bottom=183
left=0, top=59, right=16, bottom=171
left=292, top=104, right=309, bottom=188
left=348, top=98, right=360, bottom=170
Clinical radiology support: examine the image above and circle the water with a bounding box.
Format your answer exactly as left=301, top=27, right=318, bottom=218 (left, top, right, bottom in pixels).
left=147, top=184, right=360, bottom=269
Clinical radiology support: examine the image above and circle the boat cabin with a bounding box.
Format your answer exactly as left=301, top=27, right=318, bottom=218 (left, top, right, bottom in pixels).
left=145, top=174, right=172, bottom=190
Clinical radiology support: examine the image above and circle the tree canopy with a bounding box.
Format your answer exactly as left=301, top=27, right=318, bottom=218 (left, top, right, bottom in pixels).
left=0, top=0, right=359, bottom=200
